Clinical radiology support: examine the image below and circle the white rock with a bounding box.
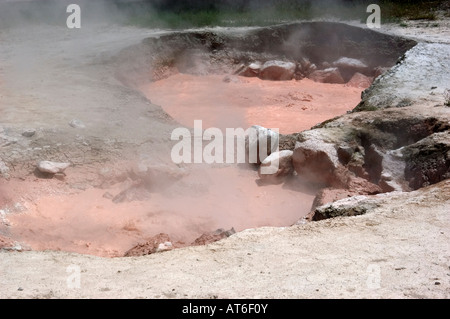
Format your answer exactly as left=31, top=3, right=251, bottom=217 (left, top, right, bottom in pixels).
left=246, top=125, right=279, bottom=164
left=258, top=150, right=294, bottom=183
left=333, top=57, right=368, bottom=70
left=0, top=160, right=10, bottom=179
left=345, top=72, right=373, bottom=88
left=292, top=139, right=341, bottom=186
left=156, top=242, right=173, bottom=252
left=238, top=61, right=262, bottom=77
left=307, top=68, right=345, bottom=84
left=259, top=60, right=296, bottom=81
left=248, top=62, right=262, bottom=70
left=37, top=161, right=70, bottom=174
left=69, top=119, right=85, bottom=129
left=223, top=75, right=242, bottom=83
left=22, top=129, right=36, bottom=137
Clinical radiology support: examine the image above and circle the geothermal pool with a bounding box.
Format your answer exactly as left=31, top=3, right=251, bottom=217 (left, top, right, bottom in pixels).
left=140, top=73, right=367, bottom=134
left=1, top=21, right=415, bottom=258
left=4, top=74, right=368, bottom=257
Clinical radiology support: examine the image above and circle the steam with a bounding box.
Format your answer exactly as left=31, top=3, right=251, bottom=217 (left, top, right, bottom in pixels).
left=0, top=0, right=375, bottom=30
left=0, top=0, right=381, bottom=256
left=0, top=0, right=133, bottom=28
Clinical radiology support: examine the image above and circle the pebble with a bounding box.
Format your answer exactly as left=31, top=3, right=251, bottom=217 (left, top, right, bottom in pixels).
left=37, top=161, right=71, bottom=174
left=102, top=192, right=114, bottom=200
left=22, top=129, right=36, bottom=137
left=156, top=242, right=173, bottom=252
left=0, top=160, right=10, bottom=179
left=69, top=119, right=85, bottom=129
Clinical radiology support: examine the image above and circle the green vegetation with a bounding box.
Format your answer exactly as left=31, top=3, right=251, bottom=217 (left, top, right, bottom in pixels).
left=122, top=0, right=447, bottom=29
left=127, top=5, right=316, bottom=29
left=380, top=1, right=440, bottom=22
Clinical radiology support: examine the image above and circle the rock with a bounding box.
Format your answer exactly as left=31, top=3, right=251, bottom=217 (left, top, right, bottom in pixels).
left=37, top=161, right=70, bottom=174
left=332, top=57, right=369, bottom=80
left=373, top=66, right=390, bottom=79
left=347, top=150, right=370, bottom=180
left=307, top=68, right=345, bottom=84
left=364, top=144, right=384, bottom=184
left=97, top=165, right=129, bottom=188
left=378, top=150, right=408, bottom=192
left=102, top=192, right=114, bottom=200
left=312, top=195, right=377, bottom=221
left=238, top=62, right=262, bottom=77
left=130, top=163, right=187, bottom=192
left=223, top=75, right=242, bottom=83
left=321, top=62, right=331, bottom=69
left=0, top=160, right=10, bottom=179
left=0, top=235, right=16, bottom=250
left=258, top=150, right=294, bottom=184
left=298, top=57, right=312, bottom=70
left=233, top=63, right=246, bottom=75
left=333, top=57, right=368, bottom=69
left=294, top=71, right=305, bottom=81
left=69, top=119, right=85, bottom=129
left=337, top=145, right=355, bottom=165
left=223, top=74, right=248, bottom=83
left=306, top=179, right=450, bottom=224
left=2, top=243, right=23, bottom=252
left=156, top=241, right=173, bottom=252
left=310, top=177, right=381, bottom=212
left=0, top=133, right=17, bottom=147
left=124, top=233, right=173, bottom=257
left=22, top=129, right=36, bottom=137
left=379, top=178, right=398, bottom=192
left=311, top=188, right=360, bottom=210
left=259, top=60, right=296, bottom=81
left=292, top=139, right=343, bottom=187
left=345, top=72, right=373, bottom=88
left=246, top=125, right=279, bottom=164
left=346, top=176, right=382, bottom=195
left=295, top=58, right=317, bottom=79
left=403, top=131, right=450, bottom=189
left=112, top=184, right=151, bottom=203
left=191, top=228, right=236, bottom=246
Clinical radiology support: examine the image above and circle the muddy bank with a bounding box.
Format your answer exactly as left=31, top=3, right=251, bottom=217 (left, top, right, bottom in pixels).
left=1, top=179, right=449, bottom=299
left=116, top=22, right=416, bottom=87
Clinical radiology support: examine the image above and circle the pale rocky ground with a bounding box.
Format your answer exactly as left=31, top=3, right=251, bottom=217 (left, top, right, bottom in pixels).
left=1, top=180, right=449, bottom=299
left=0, top=17, right=449, bottom=298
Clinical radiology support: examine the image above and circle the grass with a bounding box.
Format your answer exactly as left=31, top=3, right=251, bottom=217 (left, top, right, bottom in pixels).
left=127, top=7, right=316, bottom=29
left=379, top=1, right=441, bottom=23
